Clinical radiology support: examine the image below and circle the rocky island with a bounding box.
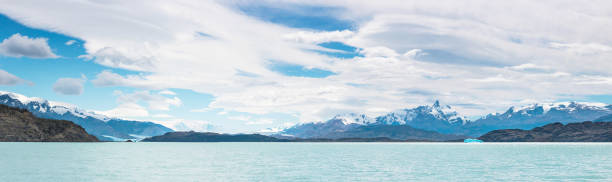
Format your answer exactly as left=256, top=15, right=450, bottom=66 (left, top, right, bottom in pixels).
left=142, top=131, right=288, bottom=142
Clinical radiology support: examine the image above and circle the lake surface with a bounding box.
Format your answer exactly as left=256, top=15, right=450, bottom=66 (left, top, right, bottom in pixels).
left=0, top=143, right=611, bottom=181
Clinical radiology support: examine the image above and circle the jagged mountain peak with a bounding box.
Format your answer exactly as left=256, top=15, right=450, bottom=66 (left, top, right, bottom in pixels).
left=376, top=100, right=467, bottom=125
left=432, top=100, right=441, bottom=108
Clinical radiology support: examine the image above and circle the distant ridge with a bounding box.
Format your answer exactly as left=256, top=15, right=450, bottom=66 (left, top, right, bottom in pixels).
left=143, top=131, right=440, bottom=142
left=142, top=131, right=286, bottom=142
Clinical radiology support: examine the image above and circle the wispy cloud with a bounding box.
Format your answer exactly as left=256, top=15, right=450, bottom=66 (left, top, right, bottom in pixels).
left=53, top=77, right=86, bottom=95
left=0, top=69, right=28, bottom=86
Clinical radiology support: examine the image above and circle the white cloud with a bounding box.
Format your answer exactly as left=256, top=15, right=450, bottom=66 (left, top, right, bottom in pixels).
left=95, top=103, right=149, bottom=118
left=154, top=119, right=215, bottom=132
left=158, top=90, right=176, bottom=95
left=246, top=118, right=274, bottom=125
left=95, top=90, right=182, bottom=119
left=359, top=46, right=399, bottom=58
left=402, top=49, right=426, bottom=59
left=228, top=115, right=251, bottom=122
left=189, top=107, right=212, bottom=113
left=507, top=63, right=554, bottom=73
left=52, top=77, right=85, bottom=95
left=65, top=40, right=76, bottom=46
left=549, top=42, right=612, bottom=55
left=152, top=114, right=173, bottom=118
left=115, top=90, right=182, bottom=111
left=256, top=127, right=283, bottom=133
left=468, top=75, right=515, bottom=83
left=283, top=30, right=355, bottom=44
left=0, top=69, right=27, bottom=85
left=80, top=47, right=155, bottom=71
left=0, top=33, right=58, bottom=58
left=91, top=70, right=161, bottom=89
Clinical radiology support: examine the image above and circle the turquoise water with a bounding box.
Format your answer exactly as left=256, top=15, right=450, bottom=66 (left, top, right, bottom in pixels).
left=1, top=143, right=611, bottom=181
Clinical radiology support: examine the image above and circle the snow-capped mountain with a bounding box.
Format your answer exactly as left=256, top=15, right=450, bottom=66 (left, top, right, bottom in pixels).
left=482, top=102, right=611, bottom=120
left=0, top=91, right=110, bottom=120
left=278, top=101, right=612, bottom=138
left=376, top=101, right=467, bottom=125
left=277, top=101, right=470, bottom=140
left=275, top=112, right=466, bottom=141
left=463, top=102, right=612, bottom=136
left=0, top=91, right=173, bottom=141
left=276, top=114, right=367, bottom=139
left=374, top=101, right=468, bottom=134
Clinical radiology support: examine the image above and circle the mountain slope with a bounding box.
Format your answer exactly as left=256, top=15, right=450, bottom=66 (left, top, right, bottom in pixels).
left=479, top=121, right=612, bottom=142
left=0, top=104, right=98, bottom=142
left=0, top=91, right=172, bottom=141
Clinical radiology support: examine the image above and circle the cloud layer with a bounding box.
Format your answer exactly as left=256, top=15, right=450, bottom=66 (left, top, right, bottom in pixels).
left=0, top=69, right=26, bottom=85
left=52, top=77, right=85, bottom=95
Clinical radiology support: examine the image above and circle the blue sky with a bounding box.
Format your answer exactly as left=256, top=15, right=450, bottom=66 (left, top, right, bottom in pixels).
left=1, top=1, right=612, bottom=133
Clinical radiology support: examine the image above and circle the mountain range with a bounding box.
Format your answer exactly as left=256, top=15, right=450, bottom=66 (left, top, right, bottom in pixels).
left=0, top=91, right=172, bottom=141
left=2, top=90, right=611, bottom=142
left=277, top=101, right=612, bottom=139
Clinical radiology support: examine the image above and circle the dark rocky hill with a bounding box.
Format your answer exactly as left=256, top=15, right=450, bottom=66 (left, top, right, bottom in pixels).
left=479, top=121, right=612, bottom=142
left=0, top=104, right=98, bottom=142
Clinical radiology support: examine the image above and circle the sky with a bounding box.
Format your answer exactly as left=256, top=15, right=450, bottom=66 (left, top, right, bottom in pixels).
left=0, top=0, right=612, bottom=133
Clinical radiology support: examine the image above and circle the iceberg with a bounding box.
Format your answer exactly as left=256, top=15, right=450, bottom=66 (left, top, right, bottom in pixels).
left=464, top=138, right=483, bottom=143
